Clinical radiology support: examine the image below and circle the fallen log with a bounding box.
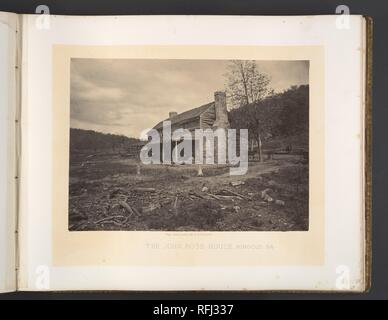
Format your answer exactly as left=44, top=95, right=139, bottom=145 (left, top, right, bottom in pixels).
left=119, top=201, right=136, bottom=216
left=189, top=192, right=206, bottom=199
left=222, top=189, right=251, bottom=200
left=133, top=187, right=156, bottom=192
left=230, top=181, right=245, bottom=187
left=214, top=194, right=241, bottom=200
left=95, top=215, right=126, bottom=224
left=207, top=193, right=222, bottom=200
left=132, top=206, right=141, bottom=216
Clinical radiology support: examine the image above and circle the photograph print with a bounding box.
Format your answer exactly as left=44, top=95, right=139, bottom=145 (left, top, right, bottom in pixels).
left=68, top=58, right=309, bottom=232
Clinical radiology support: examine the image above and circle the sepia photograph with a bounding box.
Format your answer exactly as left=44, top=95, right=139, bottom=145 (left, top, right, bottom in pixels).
left=68, top=58, right=309, bottom=232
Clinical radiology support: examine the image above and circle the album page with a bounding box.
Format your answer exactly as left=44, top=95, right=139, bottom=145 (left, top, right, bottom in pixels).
left=18, top=15, right=367, bottom=291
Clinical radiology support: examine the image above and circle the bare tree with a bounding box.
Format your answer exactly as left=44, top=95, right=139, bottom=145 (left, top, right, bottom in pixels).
left=225, top=60, right=272, bottom=109
left=226, top=60, right=273, bottom=161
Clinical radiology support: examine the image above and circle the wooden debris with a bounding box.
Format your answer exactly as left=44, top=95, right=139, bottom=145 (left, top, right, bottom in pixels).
left=119, top=201, right=136, bottom=216
left=110, top=188, right=126, bottom=198
left=95, top=215, right=125, bottom=224
left=142, top=203, right=161, bottom=213
left=230, top=181, right=245, bottom=187
left=260, top=188, right=283, bottom=204
left=133, top=187, right=156, bottom=192
left=189, top=192, right=206, bottom=199
left=223, top=189, right=250, bottom=200
left=207, top=193, right=222, bottom=200
left=101, top=220, right=125, bottom=227
left=263, top=193, right=274, bottom=202
left=173, top=196, right=179, bottom=216
left=69, top=152, right=308, bottom=232
left=260, top=188, right=273, bottom=199
left=131, top=205, right=141, bottom=215
left=215, top=194, right=240, bottom=200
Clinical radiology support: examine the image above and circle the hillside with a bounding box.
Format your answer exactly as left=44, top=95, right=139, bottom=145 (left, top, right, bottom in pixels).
left=70, top=128, right=142, bottom=153
left=228, top=85, right=309, bottom=151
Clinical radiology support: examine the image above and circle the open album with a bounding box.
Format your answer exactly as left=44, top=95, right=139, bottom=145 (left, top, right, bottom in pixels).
left=0, top=13, right=372, bottom=292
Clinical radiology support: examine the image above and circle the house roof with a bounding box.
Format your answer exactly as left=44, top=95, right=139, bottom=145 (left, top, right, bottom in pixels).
left=153, top=102, right=214, bottom=130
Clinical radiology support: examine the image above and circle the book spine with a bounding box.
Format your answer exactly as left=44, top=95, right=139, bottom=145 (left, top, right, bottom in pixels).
left=363, top=15, right=373, bottom=293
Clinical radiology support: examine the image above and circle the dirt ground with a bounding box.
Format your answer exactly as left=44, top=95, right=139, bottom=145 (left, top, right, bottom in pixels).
left=69, top=154, right=309, bottom=231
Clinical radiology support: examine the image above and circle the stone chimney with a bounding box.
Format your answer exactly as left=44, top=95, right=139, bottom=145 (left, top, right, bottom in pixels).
left=169, top=111, right=178, bottom=119
left=213, top=91, right=230, bottom=129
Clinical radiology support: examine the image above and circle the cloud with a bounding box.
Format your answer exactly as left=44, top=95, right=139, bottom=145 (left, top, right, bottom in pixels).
left=70, top=59, right=308, bottom=138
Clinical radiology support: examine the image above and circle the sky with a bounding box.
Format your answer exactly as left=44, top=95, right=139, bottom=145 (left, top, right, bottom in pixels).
left=70, top=59, right=309, bottom=139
